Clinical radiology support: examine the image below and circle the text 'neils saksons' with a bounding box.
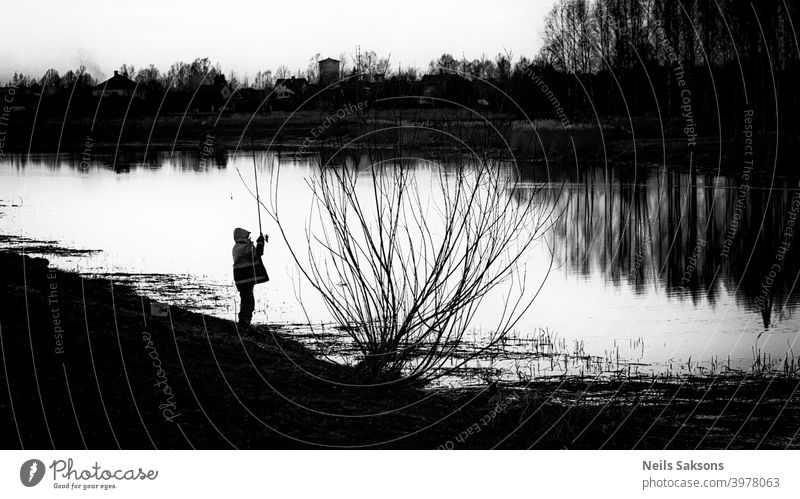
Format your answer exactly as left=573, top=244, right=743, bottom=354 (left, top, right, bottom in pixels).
left=643, top=460, right=724, bottom=471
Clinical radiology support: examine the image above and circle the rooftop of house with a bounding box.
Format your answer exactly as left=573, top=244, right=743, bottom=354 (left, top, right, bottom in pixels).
left=93, top=71, right=137, bottom=91
left=319, top=58, right=340, bottom=64
left=275, top=77, right=308, bottom=86
left=235, top=87, right=266, bottom=102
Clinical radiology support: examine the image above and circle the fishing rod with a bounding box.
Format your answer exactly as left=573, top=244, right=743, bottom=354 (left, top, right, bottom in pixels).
left=252, top=152, right=263, bottom=237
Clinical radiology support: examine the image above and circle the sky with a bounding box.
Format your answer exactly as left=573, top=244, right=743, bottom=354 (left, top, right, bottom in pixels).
left=0, top=0, right=556, bottom=82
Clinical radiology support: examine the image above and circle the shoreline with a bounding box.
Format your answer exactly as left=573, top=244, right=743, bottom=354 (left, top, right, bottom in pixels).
left=2, top=114, right=795, bottom=171
left=1, top=248, right=800, bottom=448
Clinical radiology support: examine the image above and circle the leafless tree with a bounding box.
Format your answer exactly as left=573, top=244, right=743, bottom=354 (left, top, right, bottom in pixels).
left=268, top=111, right=556, bottom=385
left=253, top=70, right=273, bottom=89
left=305, top=53, right=321, bottom=82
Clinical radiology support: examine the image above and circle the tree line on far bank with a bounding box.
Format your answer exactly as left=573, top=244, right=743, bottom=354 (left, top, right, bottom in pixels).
left=3, top=0, right=798, bottom=133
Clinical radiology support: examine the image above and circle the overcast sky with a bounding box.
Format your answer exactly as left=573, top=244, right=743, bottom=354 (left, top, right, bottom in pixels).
left=0, top=0, right=556, bottom=82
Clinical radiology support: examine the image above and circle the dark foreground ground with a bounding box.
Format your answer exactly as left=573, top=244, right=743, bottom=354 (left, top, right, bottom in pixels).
left=1, top=249, right=799, bottom=449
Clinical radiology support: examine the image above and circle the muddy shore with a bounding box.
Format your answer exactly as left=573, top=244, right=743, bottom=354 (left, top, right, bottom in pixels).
left=1, top=249, right=799, bottom=449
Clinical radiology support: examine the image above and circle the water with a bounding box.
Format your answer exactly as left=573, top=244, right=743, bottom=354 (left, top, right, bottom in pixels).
left=2, top=151, right=799, bottom=382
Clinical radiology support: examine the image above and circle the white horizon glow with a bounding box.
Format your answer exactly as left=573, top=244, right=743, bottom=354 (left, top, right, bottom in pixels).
left=0, top=0, right=556, bottom=83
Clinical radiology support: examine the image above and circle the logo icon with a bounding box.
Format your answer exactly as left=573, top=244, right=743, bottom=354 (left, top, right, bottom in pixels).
left=20, top=459, right=45, bottom=487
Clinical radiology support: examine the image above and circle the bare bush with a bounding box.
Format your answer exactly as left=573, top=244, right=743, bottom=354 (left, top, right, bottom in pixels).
left=271, top=109, right=555, bottom=385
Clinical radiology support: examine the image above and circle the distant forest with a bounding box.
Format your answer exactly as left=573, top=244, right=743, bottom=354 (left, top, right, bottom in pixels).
left=3, top=0, right=798, bottom=134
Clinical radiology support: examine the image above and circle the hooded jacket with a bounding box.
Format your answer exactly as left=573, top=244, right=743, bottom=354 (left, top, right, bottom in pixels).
left=232, top=228, right=267, bottom=285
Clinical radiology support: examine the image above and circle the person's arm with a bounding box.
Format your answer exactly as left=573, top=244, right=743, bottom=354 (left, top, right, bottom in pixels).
left=255, top=233, right=266, bottom=257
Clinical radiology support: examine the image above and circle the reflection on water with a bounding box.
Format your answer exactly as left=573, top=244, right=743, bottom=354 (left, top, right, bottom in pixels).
left=2, top=151, right=799, bottom=382
left=541, top=164, right=800, bottom=325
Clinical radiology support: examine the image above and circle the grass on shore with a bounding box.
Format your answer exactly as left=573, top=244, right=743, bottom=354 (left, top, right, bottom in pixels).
left=1, top=249, right=799, bottom=449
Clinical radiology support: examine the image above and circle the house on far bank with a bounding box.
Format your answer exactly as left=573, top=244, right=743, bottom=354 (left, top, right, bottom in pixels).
left=418, top=71, right=474, bottom=106
left=274, top=77, right=308, bottom=99
left=231, top=87, right=267, bottom=113
left=271, top=77, right=309, bottom=110
left=91, top=71, right=142, bottom=98
left=193, top=83, right=233, bottom=113
left=318, top=58, right=340, bottom=86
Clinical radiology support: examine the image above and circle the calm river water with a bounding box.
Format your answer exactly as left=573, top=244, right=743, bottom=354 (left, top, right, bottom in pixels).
left=2, top=150, right=799, bottom=382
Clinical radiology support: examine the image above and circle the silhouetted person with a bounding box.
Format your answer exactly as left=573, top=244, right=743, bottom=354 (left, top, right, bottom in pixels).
left=232, top=227, right=266, bottom=329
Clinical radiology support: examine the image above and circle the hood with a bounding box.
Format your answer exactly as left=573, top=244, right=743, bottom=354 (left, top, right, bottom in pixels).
left=233, top=227, right=251, bottom=243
